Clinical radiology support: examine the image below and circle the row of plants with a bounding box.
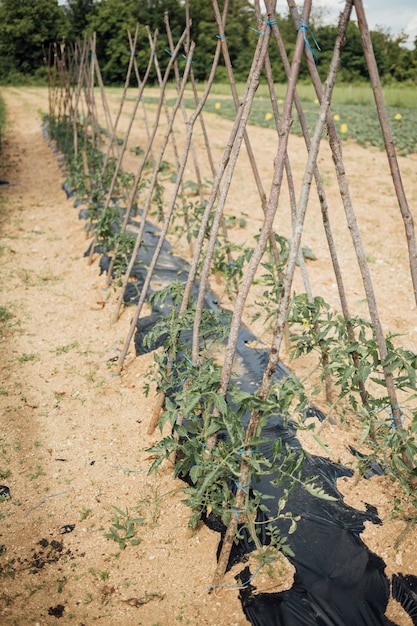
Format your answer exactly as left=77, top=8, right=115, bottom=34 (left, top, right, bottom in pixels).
left=142, top=281, right=332, bottom=562
left=45, top=25, right=417, bottom=582
left=141, top=239, right=417, bottom=544
left=142, top=93, right=417, bottom=156
left=46, top=111, right=345, bottom=566
left=208, top=81, right=417, bottom=109
left=198, top=97, right=417, bottom=157
left=48, top=106, right=417, bottom=563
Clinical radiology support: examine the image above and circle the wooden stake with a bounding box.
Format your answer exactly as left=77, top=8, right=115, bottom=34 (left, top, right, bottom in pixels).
left=212, top=0, right=352, bottom=588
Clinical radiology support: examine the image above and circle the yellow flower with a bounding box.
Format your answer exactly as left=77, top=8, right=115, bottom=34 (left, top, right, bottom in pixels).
left=278, top=98, right=283, bottom=104
left=265, top=112, right=273, bottom=121
left=340, top=123, right=348, bottom=134
left=333, top=114, right=340, bottom=121
left=302, top=317, right=311, bottom=329
left=214, top=102, right=221, bottom=110
left=394, top=113, right=402, bottom=120
left=313, top=98, right=319, bottom=104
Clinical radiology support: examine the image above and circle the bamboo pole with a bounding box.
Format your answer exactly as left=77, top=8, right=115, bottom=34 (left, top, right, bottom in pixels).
left=102, top=30, right=159, bottom=278
left=131, top=32, right=155, bottom=164
left=212, top=0, right=353, bottom=588
left=91, top=37, right=117, bottom=158
left=259, top=2, right=323, bottom=374
left=166, top=7, right=236, bottom=288
left=72, top=38, right=88, bottom=159
left=300, top=2, right=416, bottom=481
left=148, top=1, right=230, bottom=433
left=146, top=22, right=183, bottom=207
left=190, top=16, right=272, bottom=366
left=111, top=26, right=190, bottom=324
left=165, top=12, right=202, bottom=205
left=270, top=4, right=368, bottom=408
left=116, top=42, right=198, bottom=372
left=212, top=0, right=283, bottom=271
left=354, top=0, right=417, bottom=308
left=101, top=24, right=140, bottom=174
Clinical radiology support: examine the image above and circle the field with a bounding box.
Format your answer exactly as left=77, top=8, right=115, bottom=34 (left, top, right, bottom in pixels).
left=144, top=82, right=417, bottom=155
left=0, top=85, right=417, bottom=625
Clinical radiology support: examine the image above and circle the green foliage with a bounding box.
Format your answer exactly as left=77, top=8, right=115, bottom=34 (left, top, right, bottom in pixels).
left=1, top=0, right=416, bottom=85
left=208, top=81, right=417, bottom=109
left=63, top=0, right=96, bottom=42
left=109, top=231, right=136, bottom=279
left=0, top=305, right=13, bottom=324
left=201, top=97, right=417, bottom=157
left=0, top=94, right=6, bottom=150
left=286, top=293, right=417, bottom=503
left=212, top=239, right=254, bottom=297
left=170, top=199, right=207, bottom=244
left=143, top=282, right=337, bottom=555
left=103, top=506, right=144, bottom=550
left=86, top=0, right=138, bottom=84
left=140, top=158, right=175, bottom=222
left=0, top=0, right=67, bottom=81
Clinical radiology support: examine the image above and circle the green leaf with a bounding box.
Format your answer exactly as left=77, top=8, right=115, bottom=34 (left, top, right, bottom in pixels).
left=281, top=543, right=295, bottom=558
left=189, top=463, right=202, bottom=485
left=213, top=393, right=228, bottom=415
left=130, top=538, right=141, bottom=546
left=303, top=482, right=337, bottom=501
left=112, top=506, right=127, bottom=518
left=205, top=420, right=221, bottom=437
left=312, top=434, right=333, bottom=455
left=288, top=518, right=298, bottom=534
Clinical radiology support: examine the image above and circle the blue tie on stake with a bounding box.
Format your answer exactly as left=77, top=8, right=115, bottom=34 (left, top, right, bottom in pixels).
left=292, top=9, right=321, bottom=63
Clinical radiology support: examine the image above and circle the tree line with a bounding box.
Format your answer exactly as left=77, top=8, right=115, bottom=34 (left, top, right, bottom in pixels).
left=0, top=0, right=416, bottom=85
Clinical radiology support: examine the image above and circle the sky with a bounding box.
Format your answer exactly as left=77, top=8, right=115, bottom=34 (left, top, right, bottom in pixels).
left=272, top=0, right=417, bottom=48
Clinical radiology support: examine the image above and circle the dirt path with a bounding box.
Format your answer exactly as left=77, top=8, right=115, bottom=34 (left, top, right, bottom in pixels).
left=0, top=87, right=416, bottom=626
left=0, top=88, right=252, bottom=625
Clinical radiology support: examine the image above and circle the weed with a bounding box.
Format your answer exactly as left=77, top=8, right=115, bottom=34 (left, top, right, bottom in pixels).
left=18, top=353, right=39, bottom=363
left=0, top=305, right=13, bottom=324
left=53, top=341, right=79, bottom=355
left=86, top=368, right=96, bottom=382
left=123, top=580, right=136, bottom=588
left=137, top=481, right=163, bottom=527
left=175, top=604, right=189, bottom=623
left=104, top=506, right=144, bottom=550
left=28, top=465, right=45, bottom=480
left=80, top=507, right=92, bottom=520
left=19, top=269, right=33, bottom=285
left=24, top=583, right=44, bottom=597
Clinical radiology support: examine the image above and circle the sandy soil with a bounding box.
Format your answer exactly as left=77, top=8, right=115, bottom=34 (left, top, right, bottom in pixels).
left=0, top=86, right=416, bottom=625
